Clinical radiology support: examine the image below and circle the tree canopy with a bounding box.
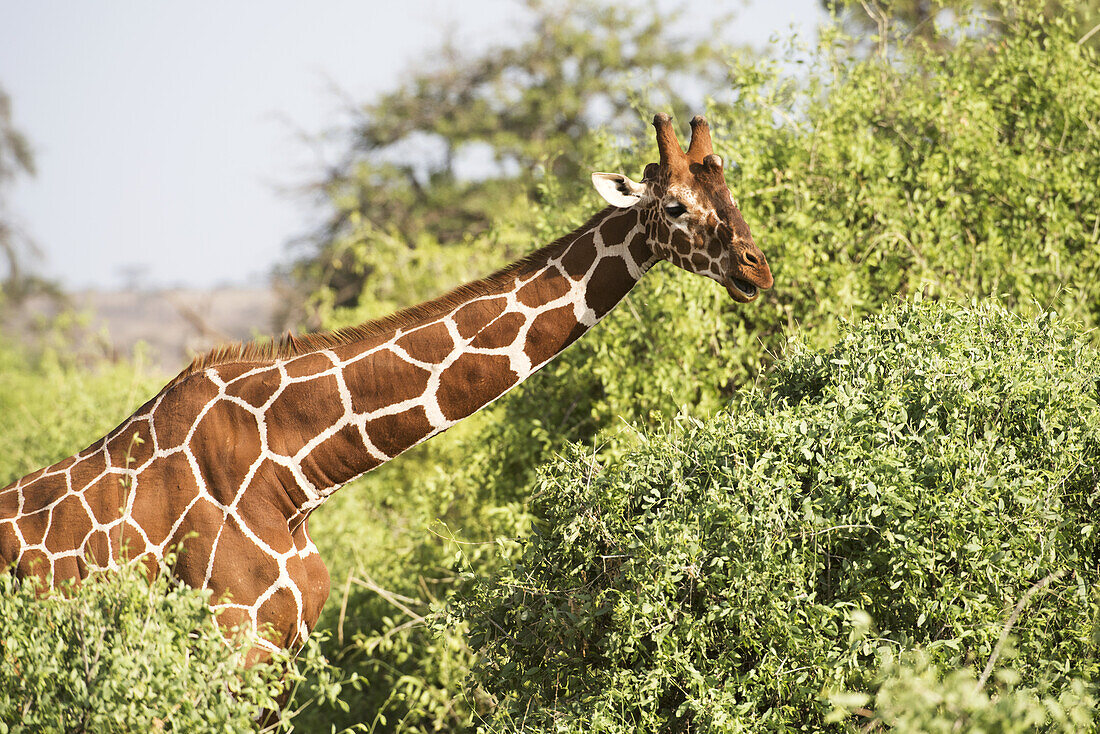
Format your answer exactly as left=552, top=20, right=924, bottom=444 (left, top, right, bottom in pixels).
left=291, top=0, right=740, bottom=316
left=0, top=84, right=39, bottom=302
left=823, top=0, right=1100, bottom=49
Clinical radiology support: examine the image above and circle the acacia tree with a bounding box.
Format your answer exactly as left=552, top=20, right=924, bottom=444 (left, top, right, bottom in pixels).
left=0, top=84, right=38, bottom=303
left=822, top=0, right=1100, bottom=48
left=291, top=0, right=740, bottom=316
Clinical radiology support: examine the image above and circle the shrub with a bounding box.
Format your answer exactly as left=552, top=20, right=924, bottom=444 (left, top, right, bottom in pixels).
left=493, top=0, right=1100, bottom=487
left=0, top=331, right=161, bottom=488
left=298, top=4, right=1100, bottom=729
left=0, top=340, right=357, bottom=732
left=460, top=299, right=1100, bottom=732
left=0, top=556, right=285, bottom=733
left=830, top=649, right=1096, bottom=733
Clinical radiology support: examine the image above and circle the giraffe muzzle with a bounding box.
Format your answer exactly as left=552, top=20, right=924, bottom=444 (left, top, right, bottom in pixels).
left=723, top=252, right=773, bottom=303
left=724, top=240, right=773, bottom=303
left=726, top=277, right=760, bottom=303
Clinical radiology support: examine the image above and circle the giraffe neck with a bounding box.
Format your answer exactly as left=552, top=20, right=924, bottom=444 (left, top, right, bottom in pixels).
left=0, top=203, right=657, bottom=650
left=190, top=205, right=655, bottom=524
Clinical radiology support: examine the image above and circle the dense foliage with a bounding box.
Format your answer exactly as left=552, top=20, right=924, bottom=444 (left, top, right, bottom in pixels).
left=823, top=0, right=1100, bottom=51
left=296, top=3, right=1100, bottom=729
left=0, top=558, right=287, bottom=732
left=292, top=0, right=737, bottom=319
left=0, top=341, right=353, bottom=732
left=462, top=299, right=1100, bottom=732
left=0, top=331, right=160, bottom=488
left=3, top=1, right=1100, bottom=731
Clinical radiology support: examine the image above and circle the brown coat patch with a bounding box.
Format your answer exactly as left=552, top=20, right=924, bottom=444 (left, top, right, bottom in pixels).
left=167, top=496, right=223, bottom=586
left=225, top=376, right=279, bottom=411
left=240, top=460, right=300, bottom=521
left=284, top=352, right=336, bottom=380
left=106, top=421, right=155, bottom=471
left=599, top=208, right=638, bottom=245
left=397, top=322, right=455, bottom=364
left=52, top=455, right=78, bottom=473
left=69, top=450, right=108, bottom=496
left=301, top=423, right=378, bottom=488
left=524, top=304, right=586, bottom=367
left=129, top=452, right=197, bottom=546
left=628, top=231, right=652, bottom=266
left=585, top=257, right=635, bottom=318
left=365, top=406, right=434, bottom=457
left=453, top=297, right=508, bottom=339
left=671, top=229, right=692, bottom=255
left=0, top=519, right=21, bottom=570
left=85, top=529, right=112, bottom=566
left=152, top=375, right=221, bottom=448
left=233, top=487, right=297, bottom=557
left=471, top=312, right=525, bottom=350
left=226, top=368, right=281, bottom=409
left=655, top=218, right=671, bottom=245
left=256, top=586, right=301, bottom=648
left=18, top=548, right=49, bottom=580
left=516, top=269, right=571, bottom=308
left=19, top=507, right=50, bottom=547
left=44, top=494, right=93, bottom=555
left=707, top=236, right=724, bottom=258
left=343, top=348, right=431, bottom=415
left=210, top=362, right=263, bottom=383
left=265, top=375, right=346, bottom=456
left=561, top=231, right=597, bottom=280
left=87, top=476, right=124, bottom=527
left=269, top=460, right=310, bottom=515
left=189, top=400, right=262, bottom=494
left=18, top=467, right=46, bottom=485
left=292, top=523, right=330, bottom=632
left=209, top=515, right=280, bottom=606
left=436, top=353, right=517, bottom=422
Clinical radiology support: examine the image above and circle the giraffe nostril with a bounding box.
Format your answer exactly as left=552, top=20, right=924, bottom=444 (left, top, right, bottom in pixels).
left=742, top=251, right=760, bottom=266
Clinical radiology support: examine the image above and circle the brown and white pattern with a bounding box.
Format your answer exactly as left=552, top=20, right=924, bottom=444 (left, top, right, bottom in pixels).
left=0, top=114, right=773, bottom=658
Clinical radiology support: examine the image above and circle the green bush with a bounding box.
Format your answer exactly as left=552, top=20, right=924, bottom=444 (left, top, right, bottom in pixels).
left=487, top=0, right=1100, bottom=488
left=0, top=330, right=161, bottom=487
left=8, top=2, right=1097, bottom=730
left=297, top=4, right=1100, bottom=729
left=0, top=334, right=354, bottom=732
left=830, top=649, right=1096, bottom=733
left=460, top=299, right=1100, bottom=732
left=0, top=556, right=286, bottom=733
left=293, top=426, right=494, bottom=732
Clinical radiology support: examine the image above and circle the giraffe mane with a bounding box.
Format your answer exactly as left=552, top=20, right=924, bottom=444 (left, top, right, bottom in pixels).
left=167, top=206, right=618, bottom=388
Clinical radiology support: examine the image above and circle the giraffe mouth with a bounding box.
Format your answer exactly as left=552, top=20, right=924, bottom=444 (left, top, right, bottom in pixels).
left=726, top=277, right=759, bottom=302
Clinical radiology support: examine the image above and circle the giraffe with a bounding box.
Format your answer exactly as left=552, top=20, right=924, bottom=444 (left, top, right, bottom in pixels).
left=0, top=113, right=772, bottom=658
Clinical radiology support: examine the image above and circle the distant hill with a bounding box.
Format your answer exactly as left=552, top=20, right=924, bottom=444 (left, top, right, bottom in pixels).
left=7, top=286, right=283, bottom=374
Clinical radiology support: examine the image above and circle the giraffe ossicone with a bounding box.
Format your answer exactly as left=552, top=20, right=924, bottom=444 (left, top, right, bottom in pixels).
left=0, top=113, right=772, bottom=659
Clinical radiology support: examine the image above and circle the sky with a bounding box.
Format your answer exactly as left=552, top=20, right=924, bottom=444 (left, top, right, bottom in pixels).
left=0, top=1, right=825, bottom=292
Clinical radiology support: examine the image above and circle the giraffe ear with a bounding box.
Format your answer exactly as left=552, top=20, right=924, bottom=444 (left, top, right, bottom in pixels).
left=591, top=172, right=646, bottom=208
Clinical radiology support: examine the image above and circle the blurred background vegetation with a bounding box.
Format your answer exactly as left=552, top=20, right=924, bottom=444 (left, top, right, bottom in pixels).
left=2, top=0, right=1099, bottom=731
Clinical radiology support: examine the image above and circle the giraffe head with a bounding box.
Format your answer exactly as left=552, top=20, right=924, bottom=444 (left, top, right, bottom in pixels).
left=592, top=113, right=773, bottom=303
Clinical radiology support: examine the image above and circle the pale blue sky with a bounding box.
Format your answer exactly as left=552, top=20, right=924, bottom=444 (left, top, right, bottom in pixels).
left=0, top=1, right=824, bottom=291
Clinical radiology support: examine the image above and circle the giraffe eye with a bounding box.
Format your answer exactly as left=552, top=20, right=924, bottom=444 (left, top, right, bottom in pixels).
left=664, top=201, right=687, bottom=218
